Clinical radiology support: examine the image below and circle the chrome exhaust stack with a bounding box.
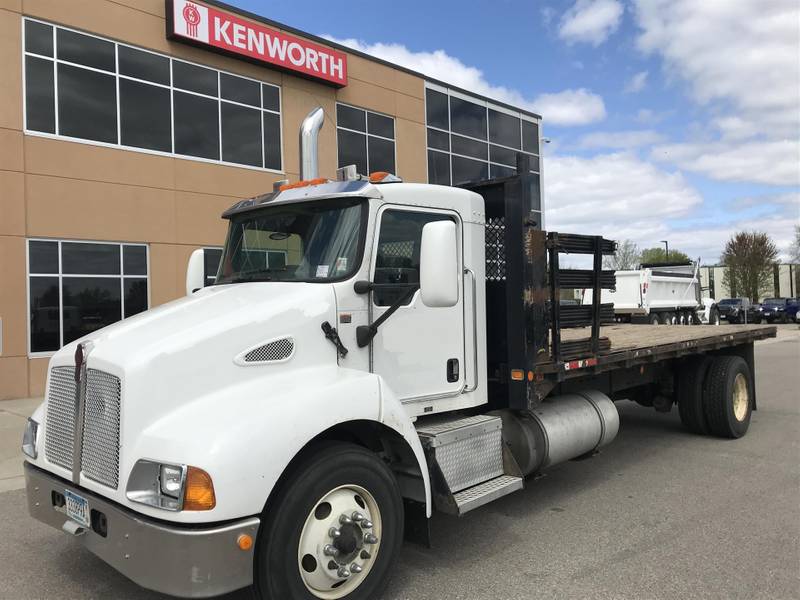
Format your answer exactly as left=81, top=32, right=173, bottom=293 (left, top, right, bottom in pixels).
left=299, top=107, right=324, bottom=180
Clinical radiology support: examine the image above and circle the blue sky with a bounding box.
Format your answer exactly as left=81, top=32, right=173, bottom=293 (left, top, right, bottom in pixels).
left=228, top=0, right=800, bottom=263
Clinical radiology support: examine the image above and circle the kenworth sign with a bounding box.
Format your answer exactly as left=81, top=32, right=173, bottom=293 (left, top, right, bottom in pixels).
left=166, top=0, right=348, bottom=86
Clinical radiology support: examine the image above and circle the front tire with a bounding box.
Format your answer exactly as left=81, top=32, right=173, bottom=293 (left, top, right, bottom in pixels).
left=703, top=356, right=753, bottom=438
left=255, top=442, right=404, bottom=600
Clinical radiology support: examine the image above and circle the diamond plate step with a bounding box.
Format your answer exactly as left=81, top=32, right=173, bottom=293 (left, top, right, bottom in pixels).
left=453, top=475, right=524, bottom=515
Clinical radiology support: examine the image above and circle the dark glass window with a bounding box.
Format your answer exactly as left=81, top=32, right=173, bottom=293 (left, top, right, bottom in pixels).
left=222, top=103, right=262, bottom=167
left=29, top=241, right=58, bottom=274
left=522, top=120, right=540, bottom=154
left=450, top=97, right=486, bottom=139
left=57, top=64, right=117, bottom=143
left=29, top=277, right=60, bottom=352
left=123, top=245, right=147, bottom=275
left=173, top=91, right=219, bottom=160
left=451, top=155, right=487, bottom=185
left=337, top=104, right=366, bottom=131
left=528, top=174, right=542, bottom=211
left=25, top=56, right=55, bottom=134
left=425, top=88, right=449, bottom=130
left=490, top=144, right=518, bottom=167
left=374, top=210, right=452, bottom=306
left=62, top=277, right=122, bottom=344
left=120, top=79, right=171, bottom=152
left=172, top=60, right=218, bottom=96
left=56, top=29, right=115, bottom=72
left=203, top=248, right=223, bottom=285
left=427, top=151, right=450, bottom=185
left=451, top=134, right=487, bottom=160
left=489, top=109, right=521, bottom=149
left=118, top=46, right=170, bottom=85
left=337, top=128, right=367, bottom=176
left=368, top=112, right=394, bottom=139
left=368, top=136, right=395, bottom=174
left=221, top=73, right=260, bottom=107
left=25, top=20, right=53, bottom=56
left=124, top=279, right=148, bottom=318
left=427, top=128, right=449, bottom=151
left=490, top=164, right=515, bottom=179
left=262, top=84, right=280, bottom=111
left=62, top=242, right=120, bottom=274
left=263, top=112, right=282, bottom=170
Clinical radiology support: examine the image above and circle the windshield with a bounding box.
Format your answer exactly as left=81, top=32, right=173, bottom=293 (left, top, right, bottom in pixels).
left=215, top=198, right=366, bottom=284
left=719, top=299, right=741, bottom=305
left=763, top=298, right=783, bottom=306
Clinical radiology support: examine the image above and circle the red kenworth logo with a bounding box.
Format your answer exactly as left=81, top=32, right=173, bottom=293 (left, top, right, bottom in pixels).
left=182, top=2, right=202, bottom=37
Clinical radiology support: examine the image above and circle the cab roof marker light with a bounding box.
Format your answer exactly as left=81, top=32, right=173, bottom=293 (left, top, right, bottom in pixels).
left=368, top=171, right=403, bottom=183
left=278, top=177, right=329, bottom=192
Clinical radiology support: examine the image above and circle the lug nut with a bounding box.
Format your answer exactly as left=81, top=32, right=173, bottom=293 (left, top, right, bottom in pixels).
left=337, top=566, right=351, bottom=578
left=351, top=511, right=364, bottom=522
left=328, top=527, right=341, bottom=539
left=323, top=544, right=339, bottom=557
left=339, top=514, right=353, bottom=525
left=361, top=519, right=373, bottom=529
left=364, top=533, right=378, bottom=545
left=350, top=563, right=363, bottom=574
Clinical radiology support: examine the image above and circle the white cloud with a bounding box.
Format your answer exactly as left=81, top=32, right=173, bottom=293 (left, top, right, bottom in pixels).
left=325, top=36, right=606, bottom=127
left=578, top=129, right=663, bottom=149
left=651, top=139, right=800, bottom=187
left=531, top=88, right=606, bottom=126
left=633, top=0, right=800, bottom=186
left=634, top=108, right=670, bottom=125
left=623, top=70, right=648, bottom=93
left=559, top=0, right=624, bottom=46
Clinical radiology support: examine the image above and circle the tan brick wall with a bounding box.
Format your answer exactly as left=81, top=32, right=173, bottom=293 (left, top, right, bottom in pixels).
left=0, top=0, right=427, bottom=399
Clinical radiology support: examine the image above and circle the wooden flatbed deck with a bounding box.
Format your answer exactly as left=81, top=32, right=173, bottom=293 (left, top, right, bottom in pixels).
left=541, top=324, right=777, bottom=376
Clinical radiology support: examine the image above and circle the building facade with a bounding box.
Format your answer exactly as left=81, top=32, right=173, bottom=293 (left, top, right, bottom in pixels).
left=0, top=0, right=543, bottom=399
left=699, top=263, right=800, bottom=302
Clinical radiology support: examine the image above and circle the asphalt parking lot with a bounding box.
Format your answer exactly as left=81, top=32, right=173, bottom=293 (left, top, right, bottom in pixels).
left=0, top=331, right=797, bottom=599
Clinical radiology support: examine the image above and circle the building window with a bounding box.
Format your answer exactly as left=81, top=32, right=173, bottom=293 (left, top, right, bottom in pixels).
left=336, top=103, right=396, bottom=176
left=27, top=239, right=149, bottom=354
left=23, top=18, right=283, bottom=172
left=424, top=84, right=540, bottom=186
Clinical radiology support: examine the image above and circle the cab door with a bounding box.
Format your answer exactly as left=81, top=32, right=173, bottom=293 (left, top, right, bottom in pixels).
left=369, top=206, right=465, bottom=403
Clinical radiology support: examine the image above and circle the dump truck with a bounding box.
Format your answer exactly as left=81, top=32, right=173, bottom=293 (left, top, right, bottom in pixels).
left=23, top=108, right=776, bottom=600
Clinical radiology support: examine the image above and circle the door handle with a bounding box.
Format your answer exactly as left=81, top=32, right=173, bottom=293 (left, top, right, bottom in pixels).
left=447, top=358, right=459, bottom=383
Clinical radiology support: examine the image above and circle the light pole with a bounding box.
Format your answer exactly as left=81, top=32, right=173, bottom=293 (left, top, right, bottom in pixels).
left=660, top=240, right=669, bottom=261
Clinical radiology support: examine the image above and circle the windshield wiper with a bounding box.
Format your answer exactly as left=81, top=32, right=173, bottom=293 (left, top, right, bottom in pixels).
left=215, top=275, right=274, bottom=285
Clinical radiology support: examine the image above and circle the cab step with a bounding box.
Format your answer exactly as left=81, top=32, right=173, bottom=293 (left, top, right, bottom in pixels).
left=416, top=413, right=523, bottom=515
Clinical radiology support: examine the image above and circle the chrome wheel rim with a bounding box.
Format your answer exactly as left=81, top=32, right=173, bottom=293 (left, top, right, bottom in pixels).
left=297, top=485, right=382, bottom=599
left=732, top=373, right=749, bottom=422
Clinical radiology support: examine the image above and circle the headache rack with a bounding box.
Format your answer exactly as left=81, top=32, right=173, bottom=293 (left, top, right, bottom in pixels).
left=461, top=154, right=616, bottom=410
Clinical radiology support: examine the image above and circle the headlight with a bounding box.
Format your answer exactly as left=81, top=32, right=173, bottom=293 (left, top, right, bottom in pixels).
left=22, top=418, right=39, bottom=459
left=127, top=459, right=215, bottom=511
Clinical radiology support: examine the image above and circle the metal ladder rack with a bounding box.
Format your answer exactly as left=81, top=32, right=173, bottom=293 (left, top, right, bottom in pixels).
left=548, top=232, right=617, bottom=363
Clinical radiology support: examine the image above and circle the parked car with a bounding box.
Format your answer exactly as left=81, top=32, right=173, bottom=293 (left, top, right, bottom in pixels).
left=717, top=298, right=762, bottom=324
left=760, top=297, right=792, bottom=323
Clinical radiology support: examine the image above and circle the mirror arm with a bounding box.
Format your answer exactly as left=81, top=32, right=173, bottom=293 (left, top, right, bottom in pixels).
left=356, top=285, right=418, bottom=348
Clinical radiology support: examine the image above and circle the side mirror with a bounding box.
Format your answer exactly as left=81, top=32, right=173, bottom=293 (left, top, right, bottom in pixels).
left=186, top=249, right=205, bottom=295
left=420, top=221, right=459, bottom=308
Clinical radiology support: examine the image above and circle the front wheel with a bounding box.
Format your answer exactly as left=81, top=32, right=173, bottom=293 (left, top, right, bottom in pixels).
left=254, top=442, right=404, bottom=600
left=709, top=309, right=720, bottom=326
left=703, top=356, right=753, bottom=438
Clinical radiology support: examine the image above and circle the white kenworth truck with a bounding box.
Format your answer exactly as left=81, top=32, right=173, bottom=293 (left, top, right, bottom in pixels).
left=23, top=109, right=775, bottom=599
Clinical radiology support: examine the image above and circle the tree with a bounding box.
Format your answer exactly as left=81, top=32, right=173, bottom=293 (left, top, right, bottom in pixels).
left=639, top=247, right=691, bottom=264
left=721, top=231, right=778, bottom=302
left=603, top=239, right=640, bottom=270
left=791, top=225, right=800, bottom=264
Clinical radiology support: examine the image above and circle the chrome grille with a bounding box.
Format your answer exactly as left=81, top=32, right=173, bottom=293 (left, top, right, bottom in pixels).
left=244, top=337, right=294, bottom=363
left=44, top=367, right=77, bottom=471
left=80, top=369, right=121, bottom=489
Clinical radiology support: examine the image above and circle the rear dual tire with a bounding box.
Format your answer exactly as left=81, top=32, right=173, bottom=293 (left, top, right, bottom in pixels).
left=678, top=355, right=752, bottom=438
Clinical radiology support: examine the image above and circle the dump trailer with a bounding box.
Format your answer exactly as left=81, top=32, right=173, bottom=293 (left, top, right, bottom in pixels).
left=582, top=262, right=703, bottom=325
left=23, top=108, right=776, bottom=600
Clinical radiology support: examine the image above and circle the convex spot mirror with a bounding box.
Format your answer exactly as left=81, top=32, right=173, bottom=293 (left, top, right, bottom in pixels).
left=186, top=249, right=205, bottom=295
left=419, top=220, right=459, bottom=308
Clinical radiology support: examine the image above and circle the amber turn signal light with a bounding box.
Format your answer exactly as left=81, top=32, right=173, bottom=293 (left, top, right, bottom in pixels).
left=510, top=369, right=525, bottom=381
left=183, top=466, right=216, bottom=511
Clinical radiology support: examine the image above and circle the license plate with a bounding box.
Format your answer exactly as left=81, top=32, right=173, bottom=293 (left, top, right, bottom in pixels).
left=64, top=489, right=90, bottom=528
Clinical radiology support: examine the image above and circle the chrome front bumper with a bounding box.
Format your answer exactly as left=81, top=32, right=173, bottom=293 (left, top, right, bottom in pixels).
left=25, top=462, right=260, bottom=598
